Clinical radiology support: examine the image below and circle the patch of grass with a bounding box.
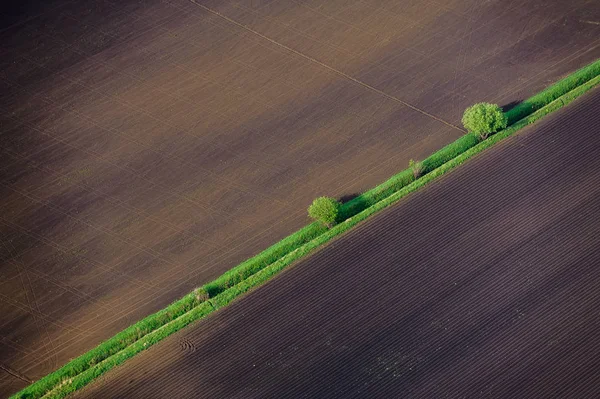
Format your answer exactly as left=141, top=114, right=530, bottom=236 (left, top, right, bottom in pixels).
left=505, top=59, right=600, bottom=125
left=12, top=59, right=600, bottom=399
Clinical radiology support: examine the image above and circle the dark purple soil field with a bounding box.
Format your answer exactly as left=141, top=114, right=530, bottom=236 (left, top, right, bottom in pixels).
left=76, top=88, right=600, bottom=398
left=1, top=0, right=599, bottom=396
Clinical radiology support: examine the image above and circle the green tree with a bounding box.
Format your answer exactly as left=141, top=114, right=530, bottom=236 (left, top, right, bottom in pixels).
left=308, top=196, right=341, bottom=228
left=462, top=103, right=508, bottom=140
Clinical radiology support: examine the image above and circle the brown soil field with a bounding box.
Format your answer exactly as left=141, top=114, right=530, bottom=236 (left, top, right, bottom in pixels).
left=1, top=0, right=599, bottom=396
left=75, top=87, right=600, bottom=399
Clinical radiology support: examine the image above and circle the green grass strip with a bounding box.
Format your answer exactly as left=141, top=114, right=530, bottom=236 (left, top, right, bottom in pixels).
left=505, top=59, right=600, bottom=125
left=12, top=59, right=600, bottom=399
left=40, top=302, right=215, bottom=399
left=14, top=292, right=206, bottom=399
left=202, top=222, right=327, bottom=297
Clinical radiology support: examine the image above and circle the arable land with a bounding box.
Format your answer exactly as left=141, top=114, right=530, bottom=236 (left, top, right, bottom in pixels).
left=1, top=0, right=599, bottom=396
left=76, top=87, right=600, bottom=399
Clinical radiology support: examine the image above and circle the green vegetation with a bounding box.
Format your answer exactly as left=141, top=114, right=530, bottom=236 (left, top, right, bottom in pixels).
left=308, top=197, right=341, bottom=227
left=202, top=223, right=327, bottom=297
left=462, top=103, right=508, bottom=140
left=12, top=58, right=600, bottom=399
left=33, top=302, right=215, bottom=399
left=505, top=59, right=600, bottom=125
left=13, top=292, right=209, bottom=399
left=409, top=159, right=424, bottom=179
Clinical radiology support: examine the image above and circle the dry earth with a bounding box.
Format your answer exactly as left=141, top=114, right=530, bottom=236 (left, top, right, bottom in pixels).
left=77, top=87, right=600, bottom=399
left=1, top=0, right=599, bottom=396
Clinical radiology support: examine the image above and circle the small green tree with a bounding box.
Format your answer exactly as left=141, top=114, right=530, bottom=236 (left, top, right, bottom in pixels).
left=462, top=103, right=508, bottom=140
left=308, top=196, right=341, bottom=228
left=409, top=159, right=423, bottom=179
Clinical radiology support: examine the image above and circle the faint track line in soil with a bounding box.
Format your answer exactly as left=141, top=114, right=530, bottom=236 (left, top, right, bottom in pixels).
left=0, top=363, right=32, bottom=384
left=4, top=3, right=295, bottom=208
left=288, top=0, right=545, bottom=122
left=349, top=0, right=597, bottom=124
left=4, top=256, right=116, bottom=311
left=289, top=0, right=380, bottom=42
left=229, top=2, right=359, bottom=57
left=0, top=217, right=155, bottom=293
left=493, top=38, right=600, bottom=106
left=489, top=3, right=600, bottom=105
left=2, top=229, right=63, bottom=369
left=18, top=73, right=288, bottom=213
left=0, top=232, right=58, bottom=370
left=0, top=183, right=180, bottom=290
left=1, top=111, right=230, bottom=249
left=0, top=130, right=225, bottom=251
left=186, top=0, right=466, bottom=133
left=0, top=335, right=38, bottom=363
left=0, top=292, right=89, bottom=346
left=6, top=1, right=453, bottom=218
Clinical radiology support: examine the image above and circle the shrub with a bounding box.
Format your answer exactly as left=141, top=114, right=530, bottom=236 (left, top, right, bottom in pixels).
left=194, top=288, right=210, bottom=302
left=308, top=197, right=341, bottom=228
left=462, top=103, right=508, bottom=140
left=409, top=159, right=423, bottom=179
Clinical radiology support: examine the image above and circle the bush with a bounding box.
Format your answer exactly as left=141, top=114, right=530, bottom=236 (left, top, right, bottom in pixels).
left=409, top=159, right=423, bottom=179
left=462, top=103, right=508, bottom=140
left=308, top=197, right=341, bottom=227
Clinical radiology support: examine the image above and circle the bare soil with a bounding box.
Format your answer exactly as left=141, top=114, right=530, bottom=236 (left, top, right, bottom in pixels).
left=1, top=0, right=599, bottom=396
left=76, top=87, right=600, bottom=399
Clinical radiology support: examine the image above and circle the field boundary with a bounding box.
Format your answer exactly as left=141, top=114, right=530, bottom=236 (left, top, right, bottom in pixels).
left=12, top=59, right=600, bottom=399
left=186, top=0, right=466, bottom=133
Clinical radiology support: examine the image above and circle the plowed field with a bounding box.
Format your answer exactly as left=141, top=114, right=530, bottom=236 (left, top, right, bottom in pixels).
left=1, top=0, right=599, bottom=396
left=76, top=88, right=600, bottom=398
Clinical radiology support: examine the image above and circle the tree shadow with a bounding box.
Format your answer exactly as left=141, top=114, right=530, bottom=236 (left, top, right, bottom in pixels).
left=338, top=193, right=369, bottom=221
left=339, top=193, right=360, bottom=203
left=501, top=100, right=522, bottom=112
